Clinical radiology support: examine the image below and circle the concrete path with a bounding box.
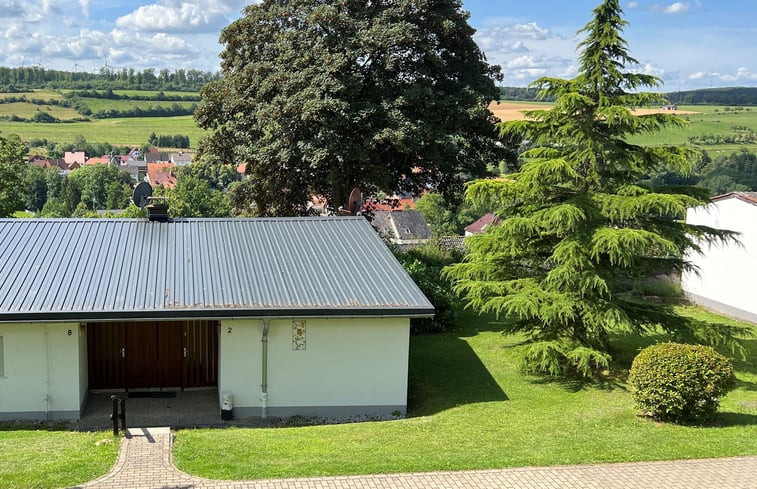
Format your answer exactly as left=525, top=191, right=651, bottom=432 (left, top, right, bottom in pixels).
left=71, top=427, right=757, bottom=489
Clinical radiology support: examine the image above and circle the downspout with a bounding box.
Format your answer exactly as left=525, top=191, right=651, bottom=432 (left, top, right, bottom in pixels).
left=44, top=325, right=50, bottom=421
left=261, top=319, right=270, bottom=419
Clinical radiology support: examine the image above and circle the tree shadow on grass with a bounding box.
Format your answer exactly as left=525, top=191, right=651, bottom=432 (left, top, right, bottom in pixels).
left=407, top=334, right=507, bottom=417
left=717, top=412, right=757, bottom=427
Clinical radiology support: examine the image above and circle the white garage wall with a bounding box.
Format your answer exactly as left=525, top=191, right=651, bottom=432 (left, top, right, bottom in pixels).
left=219, top=317, right=410, bottom=418
left=683, top=198, right=757, bottom=322
left=0, top=323, right=85, bottom=420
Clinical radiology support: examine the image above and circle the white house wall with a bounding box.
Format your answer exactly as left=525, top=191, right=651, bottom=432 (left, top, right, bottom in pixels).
left=683, top=198, right=757, bottom=322
left=0, top=322, right=85, bottom=420
left=219, top=317, right=410, bottom=418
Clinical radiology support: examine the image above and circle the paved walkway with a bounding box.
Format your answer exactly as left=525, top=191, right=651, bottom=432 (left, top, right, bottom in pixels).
left=72, top=427, right=757, bottom=489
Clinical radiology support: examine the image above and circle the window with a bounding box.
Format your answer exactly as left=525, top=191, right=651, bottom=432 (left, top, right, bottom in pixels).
left=0, top=336, right=4, bottom=377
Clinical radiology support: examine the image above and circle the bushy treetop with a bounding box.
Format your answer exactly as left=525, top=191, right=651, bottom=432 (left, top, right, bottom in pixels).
left=195, top=0, right=505, bottom=215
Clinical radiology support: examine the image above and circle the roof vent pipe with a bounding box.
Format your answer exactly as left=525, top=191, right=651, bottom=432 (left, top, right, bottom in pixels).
left=146, top=196, right=169, bottom=222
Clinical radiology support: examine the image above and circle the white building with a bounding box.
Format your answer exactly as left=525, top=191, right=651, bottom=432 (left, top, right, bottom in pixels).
left=682, top=192, right=757, bottom=323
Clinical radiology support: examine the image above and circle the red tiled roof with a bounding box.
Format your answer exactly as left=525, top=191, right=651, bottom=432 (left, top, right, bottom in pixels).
left=84, top=156, right=109, bottom=165
left=464, top=213, right=500, bottom=234
left=147, top=163, right=177, bottom=189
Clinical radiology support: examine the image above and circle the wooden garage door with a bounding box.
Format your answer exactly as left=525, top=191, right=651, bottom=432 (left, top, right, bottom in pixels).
left=87, top=321, right=218, bottom=389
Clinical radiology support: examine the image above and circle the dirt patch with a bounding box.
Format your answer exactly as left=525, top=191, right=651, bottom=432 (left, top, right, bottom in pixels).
left=488, top=101, right=701, bottom=121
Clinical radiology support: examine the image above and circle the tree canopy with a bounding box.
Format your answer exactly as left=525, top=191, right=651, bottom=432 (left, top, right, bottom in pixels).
left=195, top=0, right=504, bottom=216
left=446, top=0, right=748, bottom=376
left=0, top=133, right=27, bottom=217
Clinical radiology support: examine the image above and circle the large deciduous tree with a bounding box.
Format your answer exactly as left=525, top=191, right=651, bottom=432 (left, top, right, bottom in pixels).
left=195, top=0, right=503, bottom=216
left=0, top=133, right=27, bottom=217
left=446, top=0, right=747, bottom=376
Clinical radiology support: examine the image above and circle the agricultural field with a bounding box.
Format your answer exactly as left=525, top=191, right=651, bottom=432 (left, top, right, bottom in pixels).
left=0, top=115, right=205, bottom=147
left=491, top=100, right=757, bottom=155
left=0, top=102, right=80, bottom=119
left=80, top=97, right=196, bottom=113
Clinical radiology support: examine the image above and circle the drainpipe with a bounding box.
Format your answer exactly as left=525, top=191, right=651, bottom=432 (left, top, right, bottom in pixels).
left=44, top=325, right=51, bottom=421
left=261, top=319, right=270, bottom=419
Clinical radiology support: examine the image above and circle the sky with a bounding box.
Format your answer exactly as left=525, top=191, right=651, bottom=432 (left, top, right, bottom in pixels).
left=0, top=0, right=755, bottom=91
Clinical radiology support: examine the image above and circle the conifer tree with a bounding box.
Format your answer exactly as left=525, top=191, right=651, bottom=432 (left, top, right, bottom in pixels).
left=446, top=0, right=747, bottom=376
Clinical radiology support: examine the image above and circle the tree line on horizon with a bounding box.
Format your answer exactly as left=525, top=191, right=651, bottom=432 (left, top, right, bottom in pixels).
left=499, top=85, right=757, bottom=106
left=0, top=66, right=217, bottom=92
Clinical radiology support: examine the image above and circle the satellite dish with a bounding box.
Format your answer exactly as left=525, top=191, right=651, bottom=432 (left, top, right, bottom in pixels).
left=347, top=187, right=363, bottom=215
left=131, top=182, right=153, bottom=208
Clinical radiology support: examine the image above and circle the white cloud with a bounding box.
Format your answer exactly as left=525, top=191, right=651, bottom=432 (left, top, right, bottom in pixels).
left=79, top=0, right=90, bottom=18
left=116, top=1, right=246, bottom=33
left=627, top=2, right=640, bottom=9
left=687, top=67, right=757, bottom=83
left=662, top=2, right=690, bottom=14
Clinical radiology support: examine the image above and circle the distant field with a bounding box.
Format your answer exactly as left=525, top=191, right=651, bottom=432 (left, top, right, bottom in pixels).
left=0, top=102, right=80, bottom=119
left=80, top=98, right=197, bottom=113
left=111, top=89, right=200, bottom=98
left=0, top=115, right=205, bottom=147
left=492, top=100, right=757, bottom=155
left=0, top=90, right=63, bottom=101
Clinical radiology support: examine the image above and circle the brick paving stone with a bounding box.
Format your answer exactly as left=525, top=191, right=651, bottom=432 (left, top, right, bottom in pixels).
left=68, top=427, right=757, bottom=489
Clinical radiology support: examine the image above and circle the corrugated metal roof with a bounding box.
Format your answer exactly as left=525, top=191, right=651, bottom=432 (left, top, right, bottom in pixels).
left=0, top=217, right=433, bottom=322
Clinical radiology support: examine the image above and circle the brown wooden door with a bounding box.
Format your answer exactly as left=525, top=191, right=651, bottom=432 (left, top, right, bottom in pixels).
left=87, top=321, right=218, bottom=389
left=182, top=321, right=219, bottom=388
left=87, top=322, right=126, bottom=389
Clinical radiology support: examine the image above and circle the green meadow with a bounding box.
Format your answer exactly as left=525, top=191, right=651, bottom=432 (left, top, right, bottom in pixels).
left=626, top=105, right=757, bottom=155
left=0, top=115, right=205, bottom=147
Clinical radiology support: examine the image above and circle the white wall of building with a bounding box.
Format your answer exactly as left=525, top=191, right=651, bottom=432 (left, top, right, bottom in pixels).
left=219, top=317, right=410, bottom=417
left=683, top=197, right=757, bottom=322
left=0, top=322, right=85, bottom=420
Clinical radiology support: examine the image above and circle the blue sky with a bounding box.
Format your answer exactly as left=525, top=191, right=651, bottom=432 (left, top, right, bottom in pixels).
left=0, top=1, right=754, bottom=90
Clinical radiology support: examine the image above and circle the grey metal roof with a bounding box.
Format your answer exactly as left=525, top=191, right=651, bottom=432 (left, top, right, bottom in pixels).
left=0, top=217, right=433, bottom=322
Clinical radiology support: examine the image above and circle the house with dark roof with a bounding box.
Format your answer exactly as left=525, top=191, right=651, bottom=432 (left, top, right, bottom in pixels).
left=0, top=217, right=432, bottom=421
left=170, top=152, right=192, bottom=166
left=683, top=192, right=757, bottom=323
left=370, top=210, right=431, bottom=248
left=145, top=151, right=170, bottom=163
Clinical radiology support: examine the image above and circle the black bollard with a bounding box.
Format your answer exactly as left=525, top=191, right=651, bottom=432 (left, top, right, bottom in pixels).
left=110, top=395, right=119, bottom=436
left=119, top=398, right=127, bottom=433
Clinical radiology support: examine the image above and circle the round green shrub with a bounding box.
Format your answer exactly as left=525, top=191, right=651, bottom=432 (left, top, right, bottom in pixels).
left=628, top=342, right=735, bottom=423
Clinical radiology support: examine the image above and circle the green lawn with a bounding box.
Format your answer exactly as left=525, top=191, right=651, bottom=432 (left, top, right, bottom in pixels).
left=174, top=306, right=756, bottom=480
left=0, top=428, right=118, bottom=489
left=0, top=115, right=206, bottom=147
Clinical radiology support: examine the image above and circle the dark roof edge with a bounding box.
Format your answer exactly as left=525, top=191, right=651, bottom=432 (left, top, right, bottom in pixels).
left=0, top=307, right=435, bottom=323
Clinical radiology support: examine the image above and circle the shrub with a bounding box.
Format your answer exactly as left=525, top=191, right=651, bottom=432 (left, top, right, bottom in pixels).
left=628, top=342, right=735, bottom=423
left=393, top=243, right=461, bottom=334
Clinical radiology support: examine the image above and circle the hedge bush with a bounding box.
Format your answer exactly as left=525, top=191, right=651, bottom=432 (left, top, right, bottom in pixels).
left=393, top=243, right=461, bottom=334
left=628, top=342, right=736, bottom=423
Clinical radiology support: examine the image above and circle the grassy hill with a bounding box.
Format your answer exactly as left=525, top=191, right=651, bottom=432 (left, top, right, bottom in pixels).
left=0, top=89, right=204, bottom=148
